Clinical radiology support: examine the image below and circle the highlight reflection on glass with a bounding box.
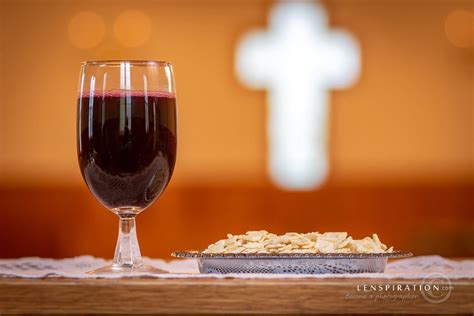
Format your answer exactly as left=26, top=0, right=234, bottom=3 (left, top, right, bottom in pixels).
left=77, top=60, right=177, bottom=274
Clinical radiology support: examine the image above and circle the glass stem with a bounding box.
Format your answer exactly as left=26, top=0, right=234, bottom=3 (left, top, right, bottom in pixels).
left=113, top=214, right=143, bottom=269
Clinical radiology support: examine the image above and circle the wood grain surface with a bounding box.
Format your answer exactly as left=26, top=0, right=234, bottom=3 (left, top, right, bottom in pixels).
left=0, top=277, right=472, bottom=314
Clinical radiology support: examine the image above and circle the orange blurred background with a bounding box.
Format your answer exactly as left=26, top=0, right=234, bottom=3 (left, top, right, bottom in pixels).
left=0, top=0, right=472, bottom=259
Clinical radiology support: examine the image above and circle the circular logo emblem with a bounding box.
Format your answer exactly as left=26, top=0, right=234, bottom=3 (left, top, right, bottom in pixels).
left=421, top=273, right=452, bottom=303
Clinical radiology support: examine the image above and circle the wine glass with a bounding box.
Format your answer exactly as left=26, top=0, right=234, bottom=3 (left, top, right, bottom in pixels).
left=77, top=60, right=177, bottom=274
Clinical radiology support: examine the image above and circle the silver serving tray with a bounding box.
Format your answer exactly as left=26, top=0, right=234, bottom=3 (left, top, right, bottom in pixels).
left=172, top=251, right=412, bottom=274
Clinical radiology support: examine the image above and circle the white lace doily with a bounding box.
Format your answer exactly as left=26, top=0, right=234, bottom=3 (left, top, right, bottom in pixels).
left=0, top=255, right=472, bottom=279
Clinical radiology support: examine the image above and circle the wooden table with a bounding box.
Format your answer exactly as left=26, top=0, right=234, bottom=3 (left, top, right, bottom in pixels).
left=0, top=277, right=472, bottom=314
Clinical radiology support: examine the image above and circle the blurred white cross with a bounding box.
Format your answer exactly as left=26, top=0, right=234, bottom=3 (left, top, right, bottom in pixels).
left=236, top=1, right=360, bottom=190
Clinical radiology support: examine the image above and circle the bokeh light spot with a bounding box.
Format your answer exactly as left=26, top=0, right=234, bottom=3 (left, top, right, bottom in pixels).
left=113, top=10, right=152, bottom=47
left=68, top=11, right=106, bottom=49
left=445, top=10, right=473, bottom=48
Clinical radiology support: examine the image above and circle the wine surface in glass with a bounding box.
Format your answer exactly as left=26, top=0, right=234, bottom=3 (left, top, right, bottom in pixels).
left=77, top=91, right=177, bottom=210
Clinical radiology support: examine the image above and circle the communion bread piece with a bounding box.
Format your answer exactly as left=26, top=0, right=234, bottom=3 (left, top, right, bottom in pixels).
left=202, top=231, right=394, bottom=254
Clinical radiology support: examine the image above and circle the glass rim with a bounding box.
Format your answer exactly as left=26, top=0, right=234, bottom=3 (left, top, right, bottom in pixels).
left=81, top=60, right=172, bottom=66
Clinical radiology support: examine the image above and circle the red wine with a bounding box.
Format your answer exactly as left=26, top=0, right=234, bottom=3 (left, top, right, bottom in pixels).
left=77, top=91, right=177, bottom=210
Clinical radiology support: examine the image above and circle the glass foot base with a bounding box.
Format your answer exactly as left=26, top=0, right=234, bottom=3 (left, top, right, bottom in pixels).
left=87, top=264, right=168, bottom=275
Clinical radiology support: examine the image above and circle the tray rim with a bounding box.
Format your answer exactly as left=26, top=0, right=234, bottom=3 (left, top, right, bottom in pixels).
left=172, top=250, right=412, bottom=259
